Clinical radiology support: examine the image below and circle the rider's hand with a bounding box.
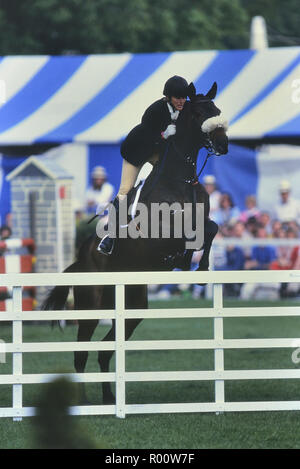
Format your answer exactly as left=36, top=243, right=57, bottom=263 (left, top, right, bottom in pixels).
left=161, top=124, right=176, bottom=139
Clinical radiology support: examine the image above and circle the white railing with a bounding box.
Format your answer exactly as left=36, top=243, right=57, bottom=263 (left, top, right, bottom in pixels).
left=213, top=238, right=300, bottom=247
left=1, top=270, right=300, bottom=420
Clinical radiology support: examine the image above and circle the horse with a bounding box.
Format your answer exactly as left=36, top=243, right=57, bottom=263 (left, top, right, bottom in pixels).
left=42, top=82, right=228, bottom=404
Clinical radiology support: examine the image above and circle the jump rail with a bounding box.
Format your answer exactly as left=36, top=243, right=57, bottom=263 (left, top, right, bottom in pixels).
left=1, top=269, right=300, bottom=420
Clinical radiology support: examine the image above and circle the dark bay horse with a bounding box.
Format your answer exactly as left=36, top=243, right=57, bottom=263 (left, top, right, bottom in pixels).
left=43, top=82, right=228, bottom=404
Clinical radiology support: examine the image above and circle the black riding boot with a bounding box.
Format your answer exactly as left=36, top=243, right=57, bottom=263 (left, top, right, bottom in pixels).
left=97, top=197, right=120, bottom=255
left=197, top=219, right=218, bottom=271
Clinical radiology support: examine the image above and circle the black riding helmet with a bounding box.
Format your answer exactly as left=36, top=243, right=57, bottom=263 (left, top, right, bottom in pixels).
left=163, top=75, right=189, bottom=99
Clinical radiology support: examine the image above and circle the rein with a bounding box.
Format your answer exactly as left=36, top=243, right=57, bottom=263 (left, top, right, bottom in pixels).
left=169, top=136, right=217, bottom=186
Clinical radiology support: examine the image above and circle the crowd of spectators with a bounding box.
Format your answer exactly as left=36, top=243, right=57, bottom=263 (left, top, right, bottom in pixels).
left=4, top=164, right=300, bottom=301
left=201, top=175, right=300, bottom=299
left=151, top=175, right=300, bottom=300
left=75, top=168, right=300, bottom=300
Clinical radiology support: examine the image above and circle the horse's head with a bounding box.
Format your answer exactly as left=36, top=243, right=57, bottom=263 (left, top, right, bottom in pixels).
left=188, top=82, right=228, bottom=155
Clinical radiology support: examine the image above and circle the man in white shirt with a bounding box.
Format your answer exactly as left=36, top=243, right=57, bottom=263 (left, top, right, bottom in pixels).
left=203, top=175, right=221, bottom=219
left=273, top=180, right=300, bottom=225
left=85, top=166, right=114, bottom=215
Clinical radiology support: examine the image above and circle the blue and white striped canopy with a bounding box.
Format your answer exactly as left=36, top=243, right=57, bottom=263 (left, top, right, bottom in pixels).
left=0, top=47, right=300, bottom=145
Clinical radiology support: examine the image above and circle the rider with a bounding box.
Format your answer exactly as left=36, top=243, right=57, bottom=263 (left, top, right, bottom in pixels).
left=98, top=75, right=192, bottom=255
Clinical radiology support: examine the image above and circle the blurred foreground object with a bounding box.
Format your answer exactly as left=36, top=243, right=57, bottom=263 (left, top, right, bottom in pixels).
left=33, top=377, right=102, bottom=449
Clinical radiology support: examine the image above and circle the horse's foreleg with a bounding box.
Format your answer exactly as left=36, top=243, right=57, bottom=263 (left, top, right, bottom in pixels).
left=73, top=285, right=101, bottom=404
left=98, top=318, right=143, bottom=404
left=197, top=219, right=218, bottom=271
left=98, top=320, right=116, bottom=404
left=98, top=285, right=146, bottom=404
left=75, top=319, right=98, bottom=403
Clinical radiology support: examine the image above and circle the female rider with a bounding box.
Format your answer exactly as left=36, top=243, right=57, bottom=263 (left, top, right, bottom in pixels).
left=98, top=75, right=193, bottom=255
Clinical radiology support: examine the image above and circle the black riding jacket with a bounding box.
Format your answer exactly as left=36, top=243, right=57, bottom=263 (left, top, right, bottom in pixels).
left=120, top=98, right=189, bottom=167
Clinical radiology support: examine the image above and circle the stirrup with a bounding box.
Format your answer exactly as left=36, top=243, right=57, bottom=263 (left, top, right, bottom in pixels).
left=97, top=234, right=115, bottom=256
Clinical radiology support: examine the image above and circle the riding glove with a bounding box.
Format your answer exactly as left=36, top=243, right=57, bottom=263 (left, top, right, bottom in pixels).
left=161, top=124, right=176, bottom=139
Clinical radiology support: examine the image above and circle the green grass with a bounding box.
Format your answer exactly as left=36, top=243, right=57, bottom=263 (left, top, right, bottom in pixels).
left=1, top=297, right=300, bottom=448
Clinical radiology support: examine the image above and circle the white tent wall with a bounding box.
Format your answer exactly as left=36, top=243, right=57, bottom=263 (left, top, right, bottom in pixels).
left=256, top=144, right=300, bottom=214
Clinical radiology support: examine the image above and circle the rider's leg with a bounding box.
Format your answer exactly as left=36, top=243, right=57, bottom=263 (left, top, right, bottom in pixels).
left=98, top=160, right=142, bottom=255
left=197, top=219, right=218, bottom=271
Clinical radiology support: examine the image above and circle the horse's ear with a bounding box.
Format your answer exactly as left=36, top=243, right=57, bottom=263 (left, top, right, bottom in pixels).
left=205, top=82, right=217, bottom=100
left=187, top=82, right=196, bottom=99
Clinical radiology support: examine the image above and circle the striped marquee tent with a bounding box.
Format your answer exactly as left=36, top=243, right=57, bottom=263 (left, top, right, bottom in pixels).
left=1, top=46, right=300, bottom=221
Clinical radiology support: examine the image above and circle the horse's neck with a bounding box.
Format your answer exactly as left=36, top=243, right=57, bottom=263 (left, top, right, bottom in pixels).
left=174, top=111, right=204, bottom=158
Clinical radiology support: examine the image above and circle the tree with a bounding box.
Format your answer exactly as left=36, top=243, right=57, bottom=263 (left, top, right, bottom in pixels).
left=0, top=0, right=298, bottom=56
left=241, top=0, right=300, bottom=47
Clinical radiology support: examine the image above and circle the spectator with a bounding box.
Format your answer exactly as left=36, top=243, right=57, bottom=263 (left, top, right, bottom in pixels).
left=245, top=216, right=259, bottom=238
left=231, top=220, right=253, bottom=258
left=5, top=213, right=12, bottom=229
left=85, top=166, right=114, bottom=215
left=231, top=220, right=253, bottom=240
left=210, top=232, right=227, bottom=270
left=213, top=227, right=245, bottom=297
left=240, top=225, right=280, bottom=300
left=244, top=225, right=277, bottom=270
left=269, top=227, right=295, bottom=271
left=290, top=243, right=300, bottom=271
left=213, top=193, right=240, bottom=227
left=0, top=225, right=12, bottom=240
left=273, top=180, right=300, bottom=226
left=0, top=225, right=12, bottom=257
left=278, top=238, right=300, bottom=298
left=271, top=220, right=283, bottom=238
left=258, top=211, right=272, bottom=236
left=239, top=195, right=261, bottom=223
left=203, top=175, right=221, bottom=218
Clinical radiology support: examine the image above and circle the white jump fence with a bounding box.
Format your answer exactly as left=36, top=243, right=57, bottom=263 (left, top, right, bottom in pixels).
left=1, top=269, right=300, bottom=420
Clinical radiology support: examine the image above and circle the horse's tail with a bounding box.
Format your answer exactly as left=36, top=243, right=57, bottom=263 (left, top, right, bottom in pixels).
left=41, top=262, right=80, bottom=326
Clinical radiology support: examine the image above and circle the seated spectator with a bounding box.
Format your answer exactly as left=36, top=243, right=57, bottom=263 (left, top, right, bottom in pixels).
left=213, top=193, right=240, bottom=227
left=239, top=195, right=261, bottom=223
left=258, top=211, right=272, bottom=236
left=245, top=215, right=259, bottom=238
left=231, top=220, right=253, bottom=258
left=85, top=166, right=114, bottom=215
left=219, top=245, right=245, bottom=271
left=269, top=227, right=295, bottom=271
left=0, top=225, right=12, bottom=256
left=273, top=180, right=300, bottom=227
left=203, top=175, right=221, bottom=219
left=271, top=219, right=283, bottom=238
left=285, top=220, right=299, bottom=234
left=244, top=225, right=277, bottom=270
left=240, top=226, right=280, bottom=300
left=231, top=220, right=253, bottom=240
left=279, top=239, right=300, bottom=298
left=290, top=243, right=300, bottom=270
left=214, top=228, right=245, bottom=297
left=0, top=225, right=12, bottom=240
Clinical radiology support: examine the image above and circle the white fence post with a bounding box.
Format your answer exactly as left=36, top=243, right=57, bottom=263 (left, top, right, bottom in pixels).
left=12, top=286, right=23, bottom=421
left=115, top=284, right=126, bottom=418
left=213, top=283, right=225, bottom=411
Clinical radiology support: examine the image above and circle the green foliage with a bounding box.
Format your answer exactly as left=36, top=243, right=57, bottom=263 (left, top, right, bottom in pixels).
left=0, top=0, right=247, bottom=55
left=241, top=0, right=300, bottom=47
left=0, top=1, right=299, bottom=54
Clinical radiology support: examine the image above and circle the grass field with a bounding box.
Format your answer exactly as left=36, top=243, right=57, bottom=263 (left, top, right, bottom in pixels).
left=1, top=297, right=300, bottom=449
